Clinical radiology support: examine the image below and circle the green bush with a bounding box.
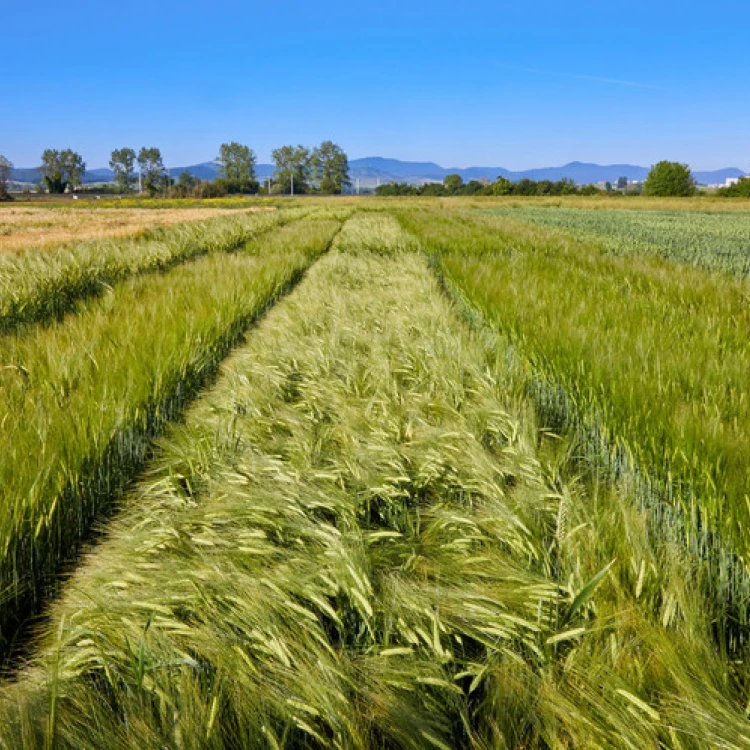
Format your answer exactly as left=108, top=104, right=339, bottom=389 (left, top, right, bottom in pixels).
left=717, top=177, right=750, bottom=197
left=643, top=161, right=695, bottom=196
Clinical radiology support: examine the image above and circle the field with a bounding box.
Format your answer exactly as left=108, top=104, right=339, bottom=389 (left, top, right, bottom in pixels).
left=0, top=205, right=267, bottom=254
left=0, top=200, right=749, bottom=747
left=481, top=206, right=750, bottom=277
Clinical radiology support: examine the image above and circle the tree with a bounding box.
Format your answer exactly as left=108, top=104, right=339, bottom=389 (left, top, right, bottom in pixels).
left=555, top=178, right=578, bottom=195
left=109, top=148, right=137, bottom=193
left=375, top=182, right=415, bottom=197
left=491, top=177, right=513, bottom=196
left=178, top=171, right=200, bottom=190
left=39, top=149, right=86, bottom=193
left=0, top=155, right=12, bottom=198
left=463, top=179, right=488, bottom=195
left=137, top=147, right=166, bottom=196
left=717, top=177, right=750, bottom=197
left=216, top=142, right=258, bottom=193
left=536, top=179, right=554, bottom=196
left=514, top=178, right=538, bottom=196
left=311, top=141, right=350, bottom=194
left=443, top=174, right=463, bottom=194
left=581, top=184, right=602, bottom=196
left=421, top=182, right=446, bottom=196
left=171, top=171, right=200, bottom=198
left=643, top=161, right=695, bottom=197
left=616, top=176, right=628, bottom=190
left=271, top=145, right=312, bottom=194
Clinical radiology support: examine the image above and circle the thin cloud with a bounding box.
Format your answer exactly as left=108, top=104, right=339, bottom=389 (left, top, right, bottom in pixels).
left=497, top=63, right=663, bottom=90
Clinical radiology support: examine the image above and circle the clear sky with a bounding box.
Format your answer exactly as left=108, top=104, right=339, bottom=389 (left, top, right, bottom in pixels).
left=2, top=1, right=748, bottom=170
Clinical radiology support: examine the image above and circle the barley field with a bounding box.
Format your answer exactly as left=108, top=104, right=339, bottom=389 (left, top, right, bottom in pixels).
left=482, top=206, right=750, bottom=277
left=0, top=202, right=749, bottom=748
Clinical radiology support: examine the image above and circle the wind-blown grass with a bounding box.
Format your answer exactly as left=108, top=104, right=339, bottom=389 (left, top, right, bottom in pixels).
left=0, top=209, right=294, bottom=335
left=0, top=218, right=340, bottom=654
left=399, top=209, right=750, bottom=646
left=2, top=215, right=748, bottom=747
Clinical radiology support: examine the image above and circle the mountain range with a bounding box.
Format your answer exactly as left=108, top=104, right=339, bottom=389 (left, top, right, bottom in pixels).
left=9, top=158, right=746, bottom=187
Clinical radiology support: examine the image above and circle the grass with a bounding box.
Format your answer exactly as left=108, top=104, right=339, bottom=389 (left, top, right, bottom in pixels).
left=365, top=194, right=750, bottom=212
left=398, top=208, right=750, bottom=646
left=0, top=214, right=748, bottom=747
left=0, top=209, right=295, bottom=334
left=481, top=205, right=750, bottom=277
left=0, top=217, right=340, bottom=656
left=0, top=206, right=267, bottom=253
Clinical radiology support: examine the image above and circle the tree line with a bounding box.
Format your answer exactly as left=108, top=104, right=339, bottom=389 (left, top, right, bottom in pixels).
left=1, top=151, right=747, bottom=199
left=0, top=141, right=351, bottom=197
left=375, top=175, right=599, bottom=197
left=375, top=162, right=702, bottom=198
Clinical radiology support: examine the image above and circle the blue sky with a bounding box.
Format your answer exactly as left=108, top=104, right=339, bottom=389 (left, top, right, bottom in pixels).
left=2, top=1, right=748, bottom=170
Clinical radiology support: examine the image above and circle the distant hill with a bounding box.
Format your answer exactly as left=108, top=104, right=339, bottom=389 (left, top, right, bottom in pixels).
left=9, top=159, right=746, bottom=188
left=348, top=158, right=748, bottom=186
left=347, top=158, right=653, bottom=184
left=692, top=167, right=746, bottom=185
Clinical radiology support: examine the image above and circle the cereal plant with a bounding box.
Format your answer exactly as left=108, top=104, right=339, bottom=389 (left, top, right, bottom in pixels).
left=482, top=206, right=750, bottom=277
left=0, top=218, right=340, bottom=651
left=0, top=214, right=748, bottom=747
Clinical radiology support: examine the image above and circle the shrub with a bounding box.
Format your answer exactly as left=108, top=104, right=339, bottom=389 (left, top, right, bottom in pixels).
left=643, top=161, right=695, bottom=196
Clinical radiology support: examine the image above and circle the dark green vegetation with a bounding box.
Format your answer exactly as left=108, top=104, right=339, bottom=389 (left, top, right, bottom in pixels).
left=375, top=176, right=594, bottom=197
left=643, top=161, right=696, bottom=197
left=38, top=150, right=86, bottom=195
left=719, top=178, right=750, bottom=197
left=214, top=141, right=259, bottom=195
left=0, top=205, right=749, bottom=747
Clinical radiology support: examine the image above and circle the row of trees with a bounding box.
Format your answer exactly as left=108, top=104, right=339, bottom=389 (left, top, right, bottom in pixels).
left=376, top=175, right=611, bottom=197
left=0, top=141, right=351, bottom=197
left=107, top=148, right=164, bottom=194
left=173, top=140, right=350, bottom=196
left=269, top=141, right=350, bottom=194
left=375, top=162, right=698, bottom=198
left=23, top=141, right=352, bottom=196
left=0, top=152, right=733, bottom=199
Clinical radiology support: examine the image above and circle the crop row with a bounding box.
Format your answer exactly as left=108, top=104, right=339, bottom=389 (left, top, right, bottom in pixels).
left=0, top=214, right=746, bottom=747
left=483, top=206, right=750, bottom=277
left=0, top=209, right=295, bottom=334
left=0, top=217, right=341, bottom=653
left=399, top=209, right=750, bottom=648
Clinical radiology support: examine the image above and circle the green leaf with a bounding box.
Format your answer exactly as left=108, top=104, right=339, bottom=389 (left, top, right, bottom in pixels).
left=561, top=559, right=615, bottom=627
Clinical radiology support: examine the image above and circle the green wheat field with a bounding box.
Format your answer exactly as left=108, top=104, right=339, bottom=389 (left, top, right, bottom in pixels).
left=1, top=199, right=750, bottom=748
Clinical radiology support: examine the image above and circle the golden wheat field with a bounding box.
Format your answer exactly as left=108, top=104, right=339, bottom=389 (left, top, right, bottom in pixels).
left=0, top=205, right=270, bottom=253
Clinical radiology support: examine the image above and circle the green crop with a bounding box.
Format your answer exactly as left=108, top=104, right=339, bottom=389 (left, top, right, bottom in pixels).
left=0, top=217, right=340, bottom=652
left=482, top=206, right=750, bottom=278
left=1, top=214, right=748, bottom=748
left=0, top=209, right=298, bottom=334
left=399, top=208, right=750, bottom=648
